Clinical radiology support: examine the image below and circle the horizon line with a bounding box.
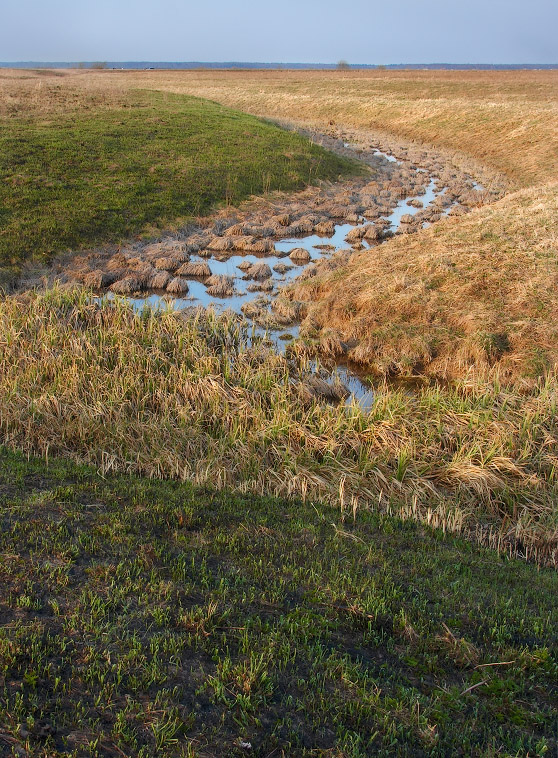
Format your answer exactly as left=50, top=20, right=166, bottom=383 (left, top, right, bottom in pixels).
left=2, top=61, right=558, bottom=68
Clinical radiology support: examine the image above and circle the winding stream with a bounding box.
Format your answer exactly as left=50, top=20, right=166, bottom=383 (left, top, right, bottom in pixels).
left=81, top=130, right=497, bottom=409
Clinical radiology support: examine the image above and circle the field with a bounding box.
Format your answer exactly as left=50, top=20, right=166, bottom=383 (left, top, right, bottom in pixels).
left=1, top=68, right=557, bottom=755
left=0, top=71, right=354, bottom=284
left=1, top=287, right=557, bottom=565
left=32, top=68, right=556, bottom=187
left=1, top=449, right=557, bottom=756
left=81, top=69, right=558, bottom=380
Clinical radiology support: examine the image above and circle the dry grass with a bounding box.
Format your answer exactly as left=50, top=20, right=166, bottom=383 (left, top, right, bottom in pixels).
left=291, top=181, right=558, bottom=380
left=0, top=287, right=557, bottom=565
left=0, top=68, right=128, bottom=118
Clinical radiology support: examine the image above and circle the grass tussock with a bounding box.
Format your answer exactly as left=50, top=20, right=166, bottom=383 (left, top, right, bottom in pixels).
left=0, top=288, right=557, bottom=565
left=291, top=181, right=558, bottom=381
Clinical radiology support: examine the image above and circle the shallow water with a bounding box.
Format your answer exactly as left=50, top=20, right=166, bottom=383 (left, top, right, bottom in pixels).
left=372, top=149, right=398, bottom=163
left=102, top=144, right=479, bottom=409
left=390, top=177, right=437, bottom=227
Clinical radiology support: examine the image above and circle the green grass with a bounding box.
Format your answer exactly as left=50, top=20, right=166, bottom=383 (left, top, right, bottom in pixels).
left=0, top=89, right=355, bottom=279
left=0, top=448, right=556, bottom=757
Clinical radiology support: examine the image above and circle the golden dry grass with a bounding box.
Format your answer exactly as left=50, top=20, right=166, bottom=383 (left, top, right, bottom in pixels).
left=0, top=68, right=128, bottom=118
left=292, top=181, right=558, bottom=380
left=1, top=287, right=557, bottom=565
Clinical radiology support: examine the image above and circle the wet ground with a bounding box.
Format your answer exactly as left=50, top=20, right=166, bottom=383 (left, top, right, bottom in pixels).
left=56, top=125, right=504, bottom=407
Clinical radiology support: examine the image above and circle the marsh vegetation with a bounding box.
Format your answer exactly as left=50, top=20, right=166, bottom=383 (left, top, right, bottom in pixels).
left=0, top=67, right=557, bottom=755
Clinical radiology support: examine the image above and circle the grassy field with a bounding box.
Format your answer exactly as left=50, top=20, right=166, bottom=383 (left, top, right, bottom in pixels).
left=0, top=71, right=557, bottom=558
left=44, top=68, right=557, bottom=188
left=1, top=68, right=558, bottom=753
left=4, top=68, right=556, bottom=187
left=0, top=73, right=354, bottom=283
left=105, top=68, right=557, bottom=382
left=1, top=448, right=556, bottom=756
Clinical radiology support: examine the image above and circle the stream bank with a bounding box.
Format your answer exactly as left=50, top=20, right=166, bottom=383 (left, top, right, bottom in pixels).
left=46, top=124, right=506, bottom=406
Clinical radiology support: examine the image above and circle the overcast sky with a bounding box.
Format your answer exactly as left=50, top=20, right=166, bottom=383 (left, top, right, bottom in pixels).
left=1, top=0, right=557, bottom=64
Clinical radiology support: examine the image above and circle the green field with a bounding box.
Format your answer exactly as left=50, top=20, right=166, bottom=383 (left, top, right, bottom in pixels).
left=0, top=89, right=354, bottom=281
left=0, top=448, right=556, bottom=757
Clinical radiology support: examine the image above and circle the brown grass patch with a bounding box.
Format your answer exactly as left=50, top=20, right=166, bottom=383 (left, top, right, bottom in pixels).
left=290, top=181, right=558, bottom=381
left=0, top=288, right=556, bottom=565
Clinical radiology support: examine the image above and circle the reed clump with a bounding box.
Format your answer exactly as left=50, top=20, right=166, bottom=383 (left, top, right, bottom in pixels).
left=0, top=287, right=556, bottom=565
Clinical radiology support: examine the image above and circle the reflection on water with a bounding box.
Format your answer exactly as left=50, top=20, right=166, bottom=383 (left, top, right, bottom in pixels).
left=100, top=145, right=473, bottom=410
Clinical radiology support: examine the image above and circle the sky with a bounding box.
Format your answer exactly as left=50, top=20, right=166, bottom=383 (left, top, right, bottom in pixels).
left=1, top=0, right=557, bottom=64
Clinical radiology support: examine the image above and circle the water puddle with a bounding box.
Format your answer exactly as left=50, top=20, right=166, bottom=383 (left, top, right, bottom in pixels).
left=95, top=139, right=486, bottom=410
left=390, top=177, right=437, bottom=227
left=372, top=149, right=398, bottom=163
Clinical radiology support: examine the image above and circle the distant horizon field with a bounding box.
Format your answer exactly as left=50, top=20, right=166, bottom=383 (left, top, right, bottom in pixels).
left=2, top=62, right=558, bottom=70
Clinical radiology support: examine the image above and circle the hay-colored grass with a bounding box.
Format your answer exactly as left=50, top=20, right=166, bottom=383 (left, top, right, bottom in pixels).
left=0, top=287, right=557, bottom=565
left=246, top=262, right=272, bottom=280
left=175, top=261, right=212, bottom=278
left=166, top=276, right=189, bottom=295
left=291, top=181, right=558, bottom=380
left=289, top=247, right=311, bottom=262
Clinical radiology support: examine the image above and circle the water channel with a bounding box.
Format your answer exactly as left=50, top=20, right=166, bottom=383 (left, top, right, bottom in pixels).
left=99, top=140, right=477, bottom=409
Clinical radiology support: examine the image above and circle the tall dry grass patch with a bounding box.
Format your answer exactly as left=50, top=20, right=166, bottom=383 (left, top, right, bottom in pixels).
left=291, top=181, right=558, bottom=381
left=0, top=288, right=556, bottom=564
